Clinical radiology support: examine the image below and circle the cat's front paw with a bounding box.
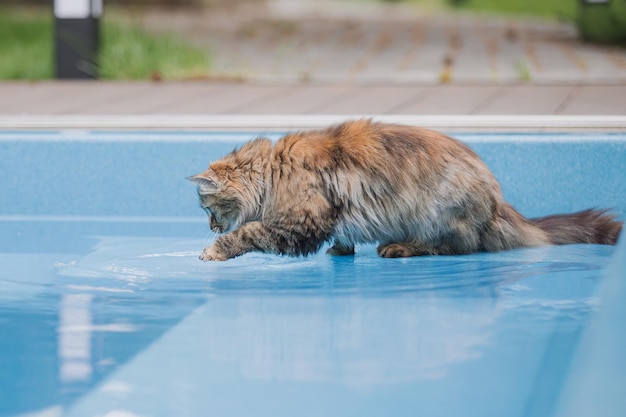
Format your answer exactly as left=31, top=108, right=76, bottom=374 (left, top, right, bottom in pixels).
left=199, top=246, right=228, bottom=261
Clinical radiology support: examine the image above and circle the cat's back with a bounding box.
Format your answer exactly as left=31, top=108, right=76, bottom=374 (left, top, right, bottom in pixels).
left=271, top=119, right=479, bottom=175
left=272, top=119, right=384, bottom=170
left=266, top=120, right=503, bottom=246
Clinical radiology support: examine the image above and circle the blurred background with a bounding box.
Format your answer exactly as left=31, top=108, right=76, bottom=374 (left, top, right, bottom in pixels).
left=1, top=0, right=625, bottom=83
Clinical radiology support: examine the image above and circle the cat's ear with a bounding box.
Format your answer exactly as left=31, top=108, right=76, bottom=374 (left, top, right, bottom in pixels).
left=187, top=173, right=220, bottom=194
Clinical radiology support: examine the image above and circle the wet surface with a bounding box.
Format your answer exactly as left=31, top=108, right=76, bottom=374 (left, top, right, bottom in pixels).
left=0, top=219, right=616, bottom=417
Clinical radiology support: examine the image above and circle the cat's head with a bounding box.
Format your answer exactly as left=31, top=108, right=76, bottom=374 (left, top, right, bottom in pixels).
left=188, top=139, right=270, bottom=233
left=187, top=164, right=259, bottom=233
left=187, top=169, right=245, bottom=234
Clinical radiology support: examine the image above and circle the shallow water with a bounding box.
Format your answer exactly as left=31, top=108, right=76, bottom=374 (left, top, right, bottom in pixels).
left=0, top=218, right=616, bottom=417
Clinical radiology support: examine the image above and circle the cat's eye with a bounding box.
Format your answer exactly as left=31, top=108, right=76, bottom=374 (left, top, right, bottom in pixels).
left=202, top=206, right=212, bottom=215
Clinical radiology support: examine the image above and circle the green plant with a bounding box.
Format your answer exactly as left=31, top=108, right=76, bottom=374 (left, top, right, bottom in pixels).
left=0, top=7, right=211, bottom=80
left=0, top=8, right=54, bottom=79
left=577, top=1, right=626, bottom=44
left=100, top=22, right=210, bottom=79
left=447, top=0, right=578, bottom=21
left=514, top=58, right=531, bottom=82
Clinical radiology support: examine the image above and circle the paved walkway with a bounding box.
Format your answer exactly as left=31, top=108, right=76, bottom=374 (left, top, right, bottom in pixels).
left=140, top=0, right=626, bottom=84
left=1, top=82, right=625, bottom=116
left=1, top=1, right=625, bottom=130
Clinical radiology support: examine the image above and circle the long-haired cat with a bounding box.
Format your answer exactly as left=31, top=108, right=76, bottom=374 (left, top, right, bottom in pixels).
left=188, top=120, right=623, bottom=261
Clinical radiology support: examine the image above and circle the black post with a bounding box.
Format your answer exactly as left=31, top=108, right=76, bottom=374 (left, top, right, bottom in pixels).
left=54, top=0, right=101, bottom=79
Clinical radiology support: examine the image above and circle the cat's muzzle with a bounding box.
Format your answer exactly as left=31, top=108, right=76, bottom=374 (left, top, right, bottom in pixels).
left=209, top=214, right=225, bottom=234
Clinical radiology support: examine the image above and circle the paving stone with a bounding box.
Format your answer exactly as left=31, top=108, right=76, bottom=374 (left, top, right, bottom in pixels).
left=559, top=85, right=626, bottom=115
left=476, top=85, right=575, bottom=115
left=140, top=0, right=626, bottom=84
left=233, top=85, right=352, bottom=114
left=316, top=85, right=426, bottom=114
left=393, top=85, right=505, bottom=115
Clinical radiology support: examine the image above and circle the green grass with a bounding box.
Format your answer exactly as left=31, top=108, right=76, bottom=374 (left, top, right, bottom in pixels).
left=448, top=0, right=578, bottom=21
left=0, top=7, right=211, bottom=80
left=0, top=8, right=53, bottom=79
left=99, top=22, right=210, bottom=79
left=387, top=0, right=577, bottom=21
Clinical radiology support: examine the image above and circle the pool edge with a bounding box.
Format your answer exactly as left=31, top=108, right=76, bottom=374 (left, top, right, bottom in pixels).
left=554, top=234, right=626, bottom=417
left=2, top=115, right=626, bottom=131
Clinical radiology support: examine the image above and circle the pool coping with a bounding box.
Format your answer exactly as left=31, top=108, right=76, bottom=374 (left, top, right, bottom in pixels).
left=2, top=115, right=626, bottom=131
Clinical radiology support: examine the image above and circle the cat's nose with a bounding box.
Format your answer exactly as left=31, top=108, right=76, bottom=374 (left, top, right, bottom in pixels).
left=209, top=215, right=223, bottom=233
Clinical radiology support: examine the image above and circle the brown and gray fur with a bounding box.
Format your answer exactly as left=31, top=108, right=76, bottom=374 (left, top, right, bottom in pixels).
left=188, top=120, right=623, bottom=261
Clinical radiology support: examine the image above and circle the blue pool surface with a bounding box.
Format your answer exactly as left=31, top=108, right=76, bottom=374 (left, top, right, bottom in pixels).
left=0, top=130, right=625, bottom=417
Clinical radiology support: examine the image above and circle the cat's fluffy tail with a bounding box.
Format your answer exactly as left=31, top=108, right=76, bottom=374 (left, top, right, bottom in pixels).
left=530, top=208, right=623, bottom=245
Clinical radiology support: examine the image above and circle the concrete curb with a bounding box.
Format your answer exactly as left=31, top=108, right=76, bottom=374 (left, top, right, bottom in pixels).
left=2, top=115, right=626, bottom=131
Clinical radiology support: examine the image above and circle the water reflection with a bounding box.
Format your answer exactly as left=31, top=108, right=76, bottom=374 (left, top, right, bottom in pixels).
left=1, top=234, right=615, bottom=417
left=196, top=295, right=497, bottom=383
left=52, top=236, right=611, bottom=388
left=58, top=294, right=93, bottom=384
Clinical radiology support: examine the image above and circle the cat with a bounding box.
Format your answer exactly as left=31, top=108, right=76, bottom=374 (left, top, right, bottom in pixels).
left=188, top=120, right=623, bottom=261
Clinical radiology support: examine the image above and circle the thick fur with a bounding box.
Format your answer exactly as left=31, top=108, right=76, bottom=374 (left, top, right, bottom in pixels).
left=189, top=120, right=623, bottom=261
